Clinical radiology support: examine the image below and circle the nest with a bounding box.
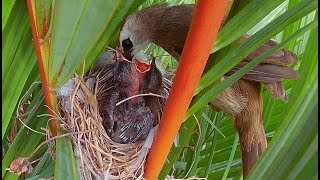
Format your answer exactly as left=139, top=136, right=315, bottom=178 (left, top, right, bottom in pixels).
left=56, top=57, right=172, bottom=179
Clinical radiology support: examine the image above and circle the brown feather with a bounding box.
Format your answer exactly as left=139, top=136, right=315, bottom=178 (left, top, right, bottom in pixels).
left=264, top=82, right=288, bottom=102
left=232, top=80, right=267, bottom=178
left=239, top=34, right=298, bottom=66
left=231, top=62, right=298, bottom=80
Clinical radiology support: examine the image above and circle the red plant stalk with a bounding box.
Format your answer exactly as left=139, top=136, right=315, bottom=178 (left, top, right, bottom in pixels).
left=144, top=0, right=229, bottom=179
left=26, top=0, right=57, bottom=137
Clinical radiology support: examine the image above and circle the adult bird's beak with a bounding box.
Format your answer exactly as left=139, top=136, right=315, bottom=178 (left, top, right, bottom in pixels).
left=123, top=47, right=133, bottom=61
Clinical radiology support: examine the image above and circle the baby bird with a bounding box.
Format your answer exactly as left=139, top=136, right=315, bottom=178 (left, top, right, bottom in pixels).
left=96, top=51, right=163, bottom=144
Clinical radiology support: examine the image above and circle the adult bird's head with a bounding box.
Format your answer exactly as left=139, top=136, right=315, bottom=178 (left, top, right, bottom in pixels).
left=120, top=4, right=195, bottom=61
left=119, top=11, right=152, bottom=61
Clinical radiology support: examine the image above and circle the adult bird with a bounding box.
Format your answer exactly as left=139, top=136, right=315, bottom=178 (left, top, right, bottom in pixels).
left=119, top=4, right=298, bottom=177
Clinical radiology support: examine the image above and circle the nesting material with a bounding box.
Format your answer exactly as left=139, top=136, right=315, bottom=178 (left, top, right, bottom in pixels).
left=56, top=53, right=172, bottom=179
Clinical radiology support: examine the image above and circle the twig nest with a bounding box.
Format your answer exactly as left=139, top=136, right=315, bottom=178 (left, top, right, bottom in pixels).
left=56, top=50, right=171, bottom=180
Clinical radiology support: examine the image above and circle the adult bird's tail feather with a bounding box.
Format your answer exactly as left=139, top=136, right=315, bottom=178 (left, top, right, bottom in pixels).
left=232, top=79, right=267, bottom=178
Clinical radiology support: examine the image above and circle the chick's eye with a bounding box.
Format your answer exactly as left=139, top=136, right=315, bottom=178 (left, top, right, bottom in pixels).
left=122, top=38, right=133, bottom=50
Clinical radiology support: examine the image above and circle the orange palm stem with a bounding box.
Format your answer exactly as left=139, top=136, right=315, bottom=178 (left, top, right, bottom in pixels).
left=26, top=0, right=57, bottom=137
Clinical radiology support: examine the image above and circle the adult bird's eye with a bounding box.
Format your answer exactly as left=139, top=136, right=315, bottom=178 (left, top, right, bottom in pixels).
left=122, top=38, right=133, bottom=51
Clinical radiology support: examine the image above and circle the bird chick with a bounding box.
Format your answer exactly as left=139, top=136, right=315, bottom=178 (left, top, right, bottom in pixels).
left=97, top=50, right=163, bottom=144
left=141, top=56, right=163, bottom=126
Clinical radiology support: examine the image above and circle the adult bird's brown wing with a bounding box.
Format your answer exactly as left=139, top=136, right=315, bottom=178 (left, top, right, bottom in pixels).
left=228, top=34, right=298, bottom=102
